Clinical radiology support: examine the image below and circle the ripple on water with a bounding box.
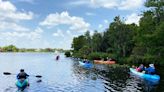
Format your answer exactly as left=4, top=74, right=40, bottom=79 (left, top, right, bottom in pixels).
left=0, top=53, right=162, bottom=92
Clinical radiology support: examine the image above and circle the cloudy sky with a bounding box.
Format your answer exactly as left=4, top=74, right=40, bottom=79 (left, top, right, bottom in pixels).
left=0, top=0, right=146, bottom=49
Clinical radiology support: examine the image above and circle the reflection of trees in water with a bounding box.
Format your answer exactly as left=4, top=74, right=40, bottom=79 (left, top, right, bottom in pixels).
left=71, top=61, right=130, bottom=91
left=71, top=61, right=97, bottom=81
left=94, top=65, right=130, bottom=91
left=155, top=65, right=164, bottom=92
left=71, top=61, right=159, bottom=92
left=127, top=74, right=159, bottom=92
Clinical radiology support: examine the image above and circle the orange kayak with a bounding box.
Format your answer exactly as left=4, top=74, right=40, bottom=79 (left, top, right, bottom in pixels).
left=94, top=60, right=116, bottom=64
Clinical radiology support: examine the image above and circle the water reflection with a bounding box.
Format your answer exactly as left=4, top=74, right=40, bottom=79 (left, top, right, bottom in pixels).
left=0, top=53, right=162, bottom=92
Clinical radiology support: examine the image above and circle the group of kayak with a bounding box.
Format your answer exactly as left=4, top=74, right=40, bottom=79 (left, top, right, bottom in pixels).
left=79, top=60, right=160, bottom=82
left=5, top=59, right=160, bottom=91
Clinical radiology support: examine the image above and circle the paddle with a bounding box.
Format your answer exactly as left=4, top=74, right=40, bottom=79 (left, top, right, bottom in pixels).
left=3, top=72, right=42, bottom=78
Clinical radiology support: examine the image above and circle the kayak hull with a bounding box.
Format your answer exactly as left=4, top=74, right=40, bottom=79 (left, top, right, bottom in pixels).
left=130, top=68, right=160, bottom=82
left=79, top=61, right=93, bottom=68
left=16, top=79, right=29, bottom=91
left=94, top=60, right=116, bottom=64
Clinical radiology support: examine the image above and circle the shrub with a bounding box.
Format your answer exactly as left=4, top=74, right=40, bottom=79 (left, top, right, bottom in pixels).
left=65, top=51, right=71, bottom=57
left=87, top=52, right=110, bottom=60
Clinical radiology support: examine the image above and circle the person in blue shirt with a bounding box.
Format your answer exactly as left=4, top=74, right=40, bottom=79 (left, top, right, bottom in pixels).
left=145, top=64, right=156, bottom=75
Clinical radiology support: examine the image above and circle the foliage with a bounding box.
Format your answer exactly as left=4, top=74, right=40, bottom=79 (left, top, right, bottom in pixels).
left=2, top=45, right=18, bottom=52
left=71, top=35, right=87, bottom=51
left=0, top=45, right=63, bottom=52
left=65, top=51, right=71, bottom=57
left=71, top=0, right=164, bottom=65
left=87, top=52, right=110, bottom=60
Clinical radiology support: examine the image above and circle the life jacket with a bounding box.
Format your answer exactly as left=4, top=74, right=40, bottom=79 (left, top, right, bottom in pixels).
left=17, top=72, right=28, bottom=79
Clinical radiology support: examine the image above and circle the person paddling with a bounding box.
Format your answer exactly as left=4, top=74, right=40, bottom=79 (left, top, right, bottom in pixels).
left=17, top=69, right=29, bottom=79
left=17, top=69, right=29, bottom=86
left=145, top=64, right=156, bottom=75
left=136, top=64, right=145, bottom=72
left=56, top=55, right=60, bottom=60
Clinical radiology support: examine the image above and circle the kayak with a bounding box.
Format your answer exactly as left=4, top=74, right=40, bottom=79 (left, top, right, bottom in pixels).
left=94, top=60, right=116, bottom=65
left=130, top=68, right=160, bottom=82
left=79, top=61, right=93, bottom=68
left=16, top=79, right=29, bottom=91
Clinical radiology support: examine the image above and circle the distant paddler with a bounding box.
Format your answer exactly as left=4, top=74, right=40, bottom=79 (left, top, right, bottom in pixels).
left=56, top=55, right=60, bottom=60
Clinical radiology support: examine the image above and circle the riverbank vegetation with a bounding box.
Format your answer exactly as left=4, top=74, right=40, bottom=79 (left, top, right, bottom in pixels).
left=0, top=45, right=64, bottom=52
left=70, top=0, right=164, bottom=65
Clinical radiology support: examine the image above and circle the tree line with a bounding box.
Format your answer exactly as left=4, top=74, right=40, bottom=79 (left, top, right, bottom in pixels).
left=71, top=0, right=164, bottom=65
left=0, top=45, right=64, bottom=52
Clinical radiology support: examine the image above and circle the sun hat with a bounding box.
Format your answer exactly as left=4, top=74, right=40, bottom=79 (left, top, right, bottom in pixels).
left=149, top=64, right=154, bottom=67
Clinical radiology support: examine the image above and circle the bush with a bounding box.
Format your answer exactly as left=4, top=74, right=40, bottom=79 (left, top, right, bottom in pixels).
left=65, top=51, right=71, bottom=57
left=87, top=52, right=110, bottom=60
left=72, top=52, right=83, bottom=58
left=87, top=52, right=101, bottom=60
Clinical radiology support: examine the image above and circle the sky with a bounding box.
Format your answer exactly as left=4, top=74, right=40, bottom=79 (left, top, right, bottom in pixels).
left=0, top=0, right=146, bottom=50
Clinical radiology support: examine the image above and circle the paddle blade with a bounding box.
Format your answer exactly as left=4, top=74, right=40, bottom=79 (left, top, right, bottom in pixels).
left=3, top=72, right=11, bottom=75
left=35, top=75, right=42, bottom=78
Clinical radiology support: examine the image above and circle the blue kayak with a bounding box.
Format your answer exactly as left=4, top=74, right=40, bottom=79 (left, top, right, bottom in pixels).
left=16, top=79, right=29, bottom=91
left=79, top=61, right=93, bottom=68
left=130, top=68, right=160, bottom=82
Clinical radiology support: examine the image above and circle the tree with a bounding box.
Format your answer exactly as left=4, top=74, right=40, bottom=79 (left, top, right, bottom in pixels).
left=84, top=31, right=92, bottom=53
left=3, top=45, right=18, bottom=52
left=145, top=0, right=164, bottom=24
left=91, top=31, right=103, bottom=52
left=130, top=0, right=164, bottom=64
left=65, top=51, right=71, bottom=57
left=107, top=16, right=136, bottom=61
left=71, top=35, right=87, bottom=51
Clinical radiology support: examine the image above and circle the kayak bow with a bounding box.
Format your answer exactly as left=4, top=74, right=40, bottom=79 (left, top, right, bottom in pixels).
left=79, top=61, right=93, bottom=68
left=16, top=79, right=29, bottom=91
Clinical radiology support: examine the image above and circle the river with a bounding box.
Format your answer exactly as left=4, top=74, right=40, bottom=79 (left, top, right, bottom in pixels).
left=0, top=53, right=163, bottom=92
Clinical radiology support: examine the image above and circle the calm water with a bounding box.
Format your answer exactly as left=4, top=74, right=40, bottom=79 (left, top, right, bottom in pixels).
left=0, top=53, right=163, bottom=92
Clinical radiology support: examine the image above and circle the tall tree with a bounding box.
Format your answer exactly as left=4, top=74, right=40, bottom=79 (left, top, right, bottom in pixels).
left=91, top=31, right=103, bottom=52
left=130, top=0, right=164, bottom=64
left=71, top=35, right=87, bottom=51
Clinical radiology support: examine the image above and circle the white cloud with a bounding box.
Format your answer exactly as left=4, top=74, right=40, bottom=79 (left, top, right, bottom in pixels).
left=125, top=13, right=142, bottom=25
left=0, top=0, right=16, bottom=12
left=66, top=30, right=79, bottom=37
left=0, top=21, right=29, bottom=31
left=85, top=12, right=96, bottom=16
left=69, top=0, right=145, bottom=10
left=0, top=0, right=34, bottom=31
left=0, top=0, right=34, bottom=32
left=68, top=1, right=89, bottom=6
left=0, top=27, right=43, bottom=41
left=104, top=20, right=109, bottom=24
left=0, top=0, right=33, bottom=21
left=40, top=11, right=90, bottom=31
left=119, top=0, right=144, bottom=10
left=17, top=0, right=35, bottom=4
left=53, top=29, right=64, bottom=37
left=0, top=27, right=54, bottom=48
left=91, top=0, right=118, bottom=9
left=98, top=24, right=103, bottom=29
